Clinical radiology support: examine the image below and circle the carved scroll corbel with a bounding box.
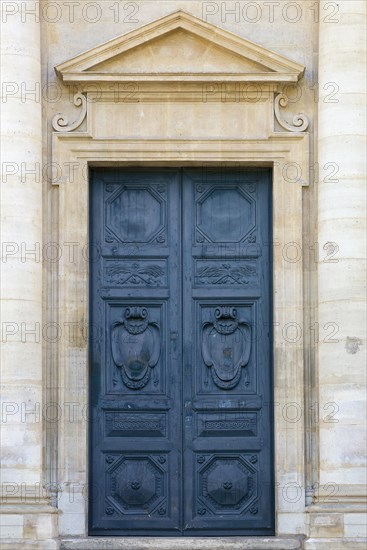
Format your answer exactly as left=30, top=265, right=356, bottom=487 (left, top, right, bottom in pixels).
left=52, top=92, right=87, bottom=132
left=274, top=93, right=309, bottom=132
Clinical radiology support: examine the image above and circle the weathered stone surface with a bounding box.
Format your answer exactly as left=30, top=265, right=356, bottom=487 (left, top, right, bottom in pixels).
left=60, top=536, right=303, bottom=550
left=304, top=539, right=367, bottom=550
left=0, top=0, right=366, bottom=548
left=0, top=541, right=58, bottom=550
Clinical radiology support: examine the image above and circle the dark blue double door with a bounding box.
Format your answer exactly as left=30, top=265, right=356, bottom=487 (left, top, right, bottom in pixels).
left=89, top=168, right=274, bottom=536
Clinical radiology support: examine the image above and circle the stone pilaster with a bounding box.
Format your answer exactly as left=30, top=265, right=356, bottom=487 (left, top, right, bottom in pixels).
left=0, top=1, right=57, bottom=547
left=306, top=0, right=367, bottom=547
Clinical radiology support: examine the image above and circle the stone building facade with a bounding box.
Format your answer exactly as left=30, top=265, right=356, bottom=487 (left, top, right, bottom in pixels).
left=0, top=1, right=366, bottom=548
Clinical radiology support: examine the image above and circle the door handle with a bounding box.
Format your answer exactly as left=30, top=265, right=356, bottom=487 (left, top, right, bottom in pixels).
left=170, top=331, right=178, bottom=353
left=184, top=400, right=192, bottom=425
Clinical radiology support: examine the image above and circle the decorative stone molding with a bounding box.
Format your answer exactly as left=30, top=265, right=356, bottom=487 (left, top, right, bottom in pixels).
left=50, top=8, right=310, bottom=539
left=274, top=93, right=309, bottom=132
left=52, top=132, right=309, bottom=536
left=52, top=11, right=311, bottom=141
left=54, top=10, right=305, bottom=86
left=52, top=92, right=87, bottom=132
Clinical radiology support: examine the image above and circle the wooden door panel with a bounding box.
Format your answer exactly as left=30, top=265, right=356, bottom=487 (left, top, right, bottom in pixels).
left=89, top=169, right=181, bottom=534
left=182, top=170, right=273, bottom=534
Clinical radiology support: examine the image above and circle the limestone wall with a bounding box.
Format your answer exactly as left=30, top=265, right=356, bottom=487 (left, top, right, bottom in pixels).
left=0, top=0, right=365, bottom=548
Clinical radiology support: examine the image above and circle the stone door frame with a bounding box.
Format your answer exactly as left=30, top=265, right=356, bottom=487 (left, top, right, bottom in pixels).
left=49, top=10, right=311, bottom=538
left=51, top=130, right=309, bottom=537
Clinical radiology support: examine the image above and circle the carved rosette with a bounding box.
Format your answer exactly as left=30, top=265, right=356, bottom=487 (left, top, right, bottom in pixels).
left=201, top=307, right=251, bottom=389
left=111, top=307, right=160, bottom=389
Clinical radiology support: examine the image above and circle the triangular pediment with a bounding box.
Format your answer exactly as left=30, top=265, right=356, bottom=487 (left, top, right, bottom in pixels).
left=89, top=29, right=271, bottom=75
left=55, top=10, right=305, bottom=84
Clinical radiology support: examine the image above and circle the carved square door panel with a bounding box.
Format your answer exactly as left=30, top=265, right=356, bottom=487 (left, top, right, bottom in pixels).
left=89, top=168, right=274, bottom=535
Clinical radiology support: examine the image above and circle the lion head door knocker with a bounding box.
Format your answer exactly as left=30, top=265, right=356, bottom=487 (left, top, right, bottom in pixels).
left=201, top=307, right=251, bottom=389
left=111, top=307, right=160, bottom=390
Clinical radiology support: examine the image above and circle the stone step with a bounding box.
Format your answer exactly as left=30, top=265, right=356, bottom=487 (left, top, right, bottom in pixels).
left=60, top=536, right=303, bottom=550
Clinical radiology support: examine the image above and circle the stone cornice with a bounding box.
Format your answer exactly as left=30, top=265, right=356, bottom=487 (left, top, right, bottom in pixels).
left=54, top=10, right=305, bottom=86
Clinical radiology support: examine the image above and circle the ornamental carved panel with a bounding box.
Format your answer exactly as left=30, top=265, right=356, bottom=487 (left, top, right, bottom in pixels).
left=196, top=455, right=258, bottom=517
left=111, top=307, right=161, bottom=390
left=201, top=307, right=251, bottom=390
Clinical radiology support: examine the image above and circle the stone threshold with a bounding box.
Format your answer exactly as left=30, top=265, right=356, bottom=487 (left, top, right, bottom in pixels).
left=0, top=540, right=58, bottom=550
left=60, top=536, right=304, bottom=550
